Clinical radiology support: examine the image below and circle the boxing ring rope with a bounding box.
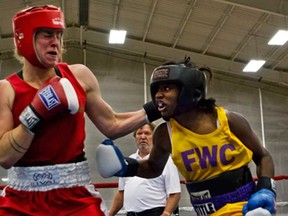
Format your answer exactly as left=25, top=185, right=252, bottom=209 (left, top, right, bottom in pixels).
left=94, top=175, right=288, bottom=215
left=0, top=175, right=287, bottom=214
left=0, top=175, right=287, bottom=191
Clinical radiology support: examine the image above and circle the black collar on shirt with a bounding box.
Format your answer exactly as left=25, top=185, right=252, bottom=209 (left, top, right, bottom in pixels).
left=17, top=66, right=62, bottom=79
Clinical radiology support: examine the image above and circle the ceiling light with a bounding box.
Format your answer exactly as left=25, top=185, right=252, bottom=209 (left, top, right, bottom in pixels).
left=109, top=30, right=127, bottom=44
left=268, top=30, right=288, bottom=45
left=1, top=177, right=8, bottom=182
left=243, top=60, right=266, bottom=72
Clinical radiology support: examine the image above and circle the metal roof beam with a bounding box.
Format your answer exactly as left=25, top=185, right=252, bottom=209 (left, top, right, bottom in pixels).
left=212, top=0, right=288, bottom=17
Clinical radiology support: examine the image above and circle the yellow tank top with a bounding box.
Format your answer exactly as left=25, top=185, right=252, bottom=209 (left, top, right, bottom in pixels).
left=170, top=106, right=253, bottom=181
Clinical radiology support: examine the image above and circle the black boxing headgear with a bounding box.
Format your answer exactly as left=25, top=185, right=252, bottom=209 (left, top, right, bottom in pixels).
left=13, top=5, right=65, bottom=68
left=150, top=64, right=207, bottom=112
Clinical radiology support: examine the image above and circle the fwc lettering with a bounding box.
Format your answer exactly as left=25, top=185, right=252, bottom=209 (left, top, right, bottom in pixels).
left=181, top=144, right=236, bottom=171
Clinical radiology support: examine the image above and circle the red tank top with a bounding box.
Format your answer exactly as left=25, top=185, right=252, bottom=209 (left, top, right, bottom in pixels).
left=6, top=63, right=87, bottom=166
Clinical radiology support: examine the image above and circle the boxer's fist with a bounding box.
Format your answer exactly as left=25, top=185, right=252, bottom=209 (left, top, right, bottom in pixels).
left=243, top=189, right=276, bottom=215
left=143, top=101, right=161, bottom=123
left=95, top=139, right=139, bottom=178
left=19, top=77, right=79, bottom=133
left=245, top=207, right=272, bottom=216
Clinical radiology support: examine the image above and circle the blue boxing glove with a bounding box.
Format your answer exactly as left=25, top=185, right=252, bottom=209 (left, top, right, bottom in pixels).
left=243, top=177, right=276, bottom=215
left=95, top=139, right=139, bottom=178
left=243, top=189, right=276, bottom=215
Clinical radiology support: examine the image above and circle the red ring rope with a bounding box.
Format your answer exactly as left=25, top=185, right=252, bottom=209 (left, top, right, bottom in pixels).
left=0, top=175, right=286, bottom=190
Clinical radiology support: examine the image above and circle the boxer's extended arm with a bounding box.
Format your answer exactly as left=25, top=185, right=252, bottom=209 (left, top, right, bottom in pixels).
left=71, top=64, right=160, bottom=140
left=96, top=123, right=171, bottom=179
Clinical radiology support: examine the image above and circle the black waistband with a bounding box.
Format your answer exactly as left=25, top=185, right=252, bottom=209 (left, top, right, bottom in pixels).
left=186, top=166, right=253, bottom=197
left=127, top=207, right=165, bottom=216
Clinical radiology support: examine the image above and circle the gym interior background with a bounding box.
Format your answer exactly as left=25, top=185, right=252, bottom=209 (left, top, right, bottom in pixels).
left=0, top=0, right=287, bottom=215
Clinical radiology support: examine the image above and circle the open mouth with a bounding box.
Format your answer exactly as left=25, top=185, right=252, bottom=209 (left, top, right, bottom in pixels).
left=47, top=51, right=57, bottom=56
left=157, top=101, right=166, bottom=112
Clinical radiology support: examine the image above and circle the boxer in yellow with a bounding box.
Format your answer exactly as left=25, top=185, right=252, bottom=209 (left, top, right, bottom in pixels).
left=96, top=57, right=276, bottom=216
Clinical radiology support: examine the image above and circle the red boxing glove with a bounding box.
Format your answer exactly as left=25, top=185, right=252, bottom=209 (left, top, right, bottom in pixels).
left=19, top=76, right=79, bottom=133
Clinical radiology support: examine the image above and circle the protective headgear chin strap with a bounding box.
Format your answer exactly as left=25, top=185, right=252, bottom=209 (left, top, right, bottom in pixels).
left=13, top=5, right=65, bottom=69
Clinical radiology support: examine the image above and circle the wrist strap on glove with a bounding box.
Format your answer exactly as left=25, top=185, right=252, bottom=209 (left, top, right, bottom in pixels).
left=19, top=105, right=42, bottom=133
left=143, top=101, right=161, bottom=123
left=257, top=177, right=276, bottom=195
left=124, top=157, right=139, bottom=177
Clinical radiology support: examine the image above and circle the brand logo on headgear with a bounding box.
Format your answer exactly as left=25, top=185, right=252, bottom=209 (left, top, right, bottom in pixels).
left=52, top=18, right=64, bottom=26
left=153, top=67, right=170, bottom=80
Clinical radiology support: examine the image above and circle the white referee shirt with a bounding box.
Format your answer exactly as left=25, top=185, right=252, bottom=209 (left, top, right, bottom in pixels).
left=118, top=151, right=181, bottom=212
